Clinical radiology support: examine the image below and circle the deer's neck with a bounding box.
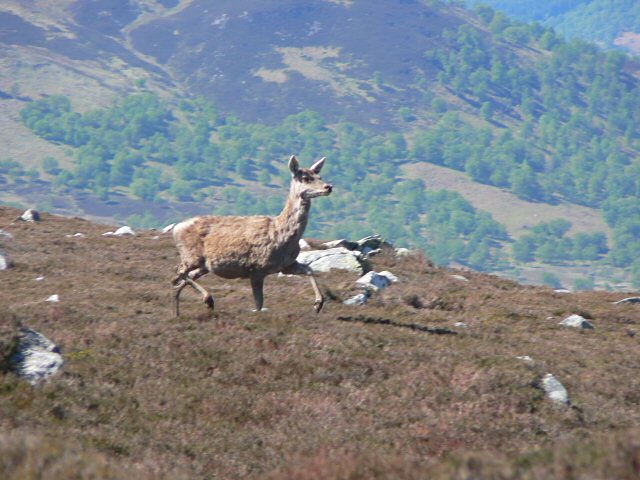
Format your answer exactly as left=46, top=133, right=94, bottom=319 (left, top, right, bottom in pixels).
left=274, top=190, right=311, bottom=244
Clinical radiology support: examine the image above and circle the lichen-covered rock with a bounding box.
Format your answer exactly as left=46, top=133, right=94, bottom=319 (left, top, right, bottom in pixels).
left=297, top=247, right=363, bottom=273
left=541, top=373, right=570, bottom=405
left=9, top=328, right=64, bottom=385
left=559, top=314, right=594, bottom=329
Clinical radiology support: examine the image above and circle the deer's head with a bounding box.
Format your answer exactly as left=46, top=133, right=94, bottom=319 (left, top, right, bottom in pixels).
left=289, top=155, right=333, bottom=200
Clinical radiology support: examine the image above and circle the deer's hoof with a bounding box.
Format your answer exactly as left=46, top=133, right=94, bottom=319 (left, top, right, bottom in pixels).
left=314, top=299, right=324, bottom=314
left=204, top=295, right=214, bottom=310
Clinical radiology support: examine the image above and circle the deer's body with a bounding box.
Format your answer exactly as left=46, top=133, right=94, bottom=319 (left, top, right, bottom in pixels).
left=171, top=156, right=332, bottom=316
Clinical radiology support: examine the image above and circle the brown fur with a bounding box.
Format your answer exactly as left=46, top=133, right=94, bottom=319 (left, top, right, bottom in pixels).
left=171, top=156, right=333, bottom=316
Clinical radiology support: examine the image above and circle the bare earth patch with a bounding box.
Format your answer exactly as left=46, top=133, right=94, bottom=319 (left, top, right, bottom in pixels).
left=254, top=46, right=375, bottom=102
left=614, top=32, right=640, bottom=55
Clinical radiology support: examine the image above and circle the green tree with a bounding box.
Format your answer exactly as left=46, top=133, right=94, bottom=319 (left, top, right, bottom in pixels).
left=542, top=272, right=562, bottom=288
left=41, top=156, right=60, bottom=175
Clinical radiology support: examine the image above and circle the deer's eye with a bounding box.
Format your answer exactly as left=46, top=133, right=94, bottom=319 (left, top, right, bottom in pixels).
left=300, top=174, right=310, bottom=182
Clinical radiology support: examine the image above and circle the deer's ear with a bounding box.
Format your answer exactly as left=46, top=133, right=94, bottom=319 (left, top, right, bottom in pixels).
left=309, top=157, right=326, bottom=173
left=288, top=155, right=299, bottom=174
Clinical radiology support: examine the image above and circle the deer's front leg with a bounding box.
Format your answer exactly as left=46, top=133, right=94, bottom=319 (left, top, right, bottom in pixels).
left=282, top=261, right=324, bottom=313
left=251, top=276, right=265, bottom=312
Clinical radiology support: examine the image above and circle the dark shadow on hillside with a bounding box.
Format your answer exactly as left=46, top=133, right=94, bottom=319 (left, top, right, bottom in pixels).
left=336, top=315, right=457, bottom=335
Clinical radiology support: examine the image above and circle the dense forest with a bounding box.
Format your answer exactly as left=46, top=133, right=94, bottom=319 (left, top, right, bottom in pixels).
left=7, top=2, right=640, bottom=286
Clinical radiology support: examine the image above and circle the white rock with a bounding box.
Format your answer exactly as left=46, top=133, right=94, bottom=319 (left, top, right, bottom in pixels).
left=559, top=314, right=594, bottom=329
left=343, top=292, right=369, bottom=305
left=114, top=226, right=135, bottom=236
left=554, top=289, right=571, bottom=294
left=361, top=246, right=381, bottom=256
left=356, top=271, right=393, bottom=291
left=454, top=322, right=468, bottom=328
left=0, top=229, right=12, bottom=238
left=162, top=223, right=176, bottom=234
left=379, top=271, right=399, bottom=283
left=613, top=297, right=640, bottom=305
left=9, top=328, right=64, bottom=385
left=65, top=232, right=85, bottom=238
left=356, top=234, right=384, bottom=250
left=541, top=373, right=570, bottom=405
left=35, top=276, right=45, bottom=281
left=297, top=247, right=363, bottom=274
left=19, top=209, right=40, bottom=222
left=516, top=355, right=534, bottom=362
left=102, top=231, right=115, bottom=236
left=46, top=294, right=59, bottom=303
left=322, top=238, right=357, bottom=250
left=0, top=250, right=10, bottom=270
left=395, top=247, right=409, bottom=256
left=299, top=238, right=311, bottom=250
left=450, top=274, right=469, bottom=282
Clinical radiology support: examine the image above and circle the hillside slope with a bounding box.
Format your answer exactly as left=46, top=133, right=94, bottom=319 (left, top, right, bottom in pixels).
left=1, top=206, right=640, bottom=478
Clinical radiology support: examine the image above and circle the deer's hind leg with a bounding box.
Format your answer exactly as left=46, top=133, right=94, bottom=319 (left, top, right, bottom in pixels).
left=281, top=261, right=324, bottom=313
left=172, top=264, right=213, bottom=316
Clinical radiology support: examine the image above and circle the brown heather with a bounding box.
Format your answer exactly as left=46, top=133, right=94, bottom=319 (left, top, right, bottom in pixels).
left=0, top=205, right=639, bottom=479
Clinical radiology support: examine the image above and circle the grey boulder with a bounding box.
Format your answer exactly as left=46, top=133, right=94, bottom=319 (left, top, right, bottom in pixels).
left=297, top=247, right=363, bottom=274
left=9, top=328, right=64, bottom=385
left=559, top=314, right=594, bottom=329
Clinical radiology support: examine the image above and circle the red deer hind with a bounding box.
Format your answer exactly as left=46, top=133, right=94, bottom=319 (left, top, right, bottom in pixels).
left=171, top=155, right=333, bottom=316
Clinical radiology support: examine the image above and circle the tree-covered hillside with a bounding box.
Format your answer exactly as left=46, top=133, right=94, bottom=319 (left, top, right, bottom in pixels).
left=468, top=0, right=640, bottom=51
left=466, top=1, right=590, bottom=21
left=16, top=92, right=508, bottom=271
